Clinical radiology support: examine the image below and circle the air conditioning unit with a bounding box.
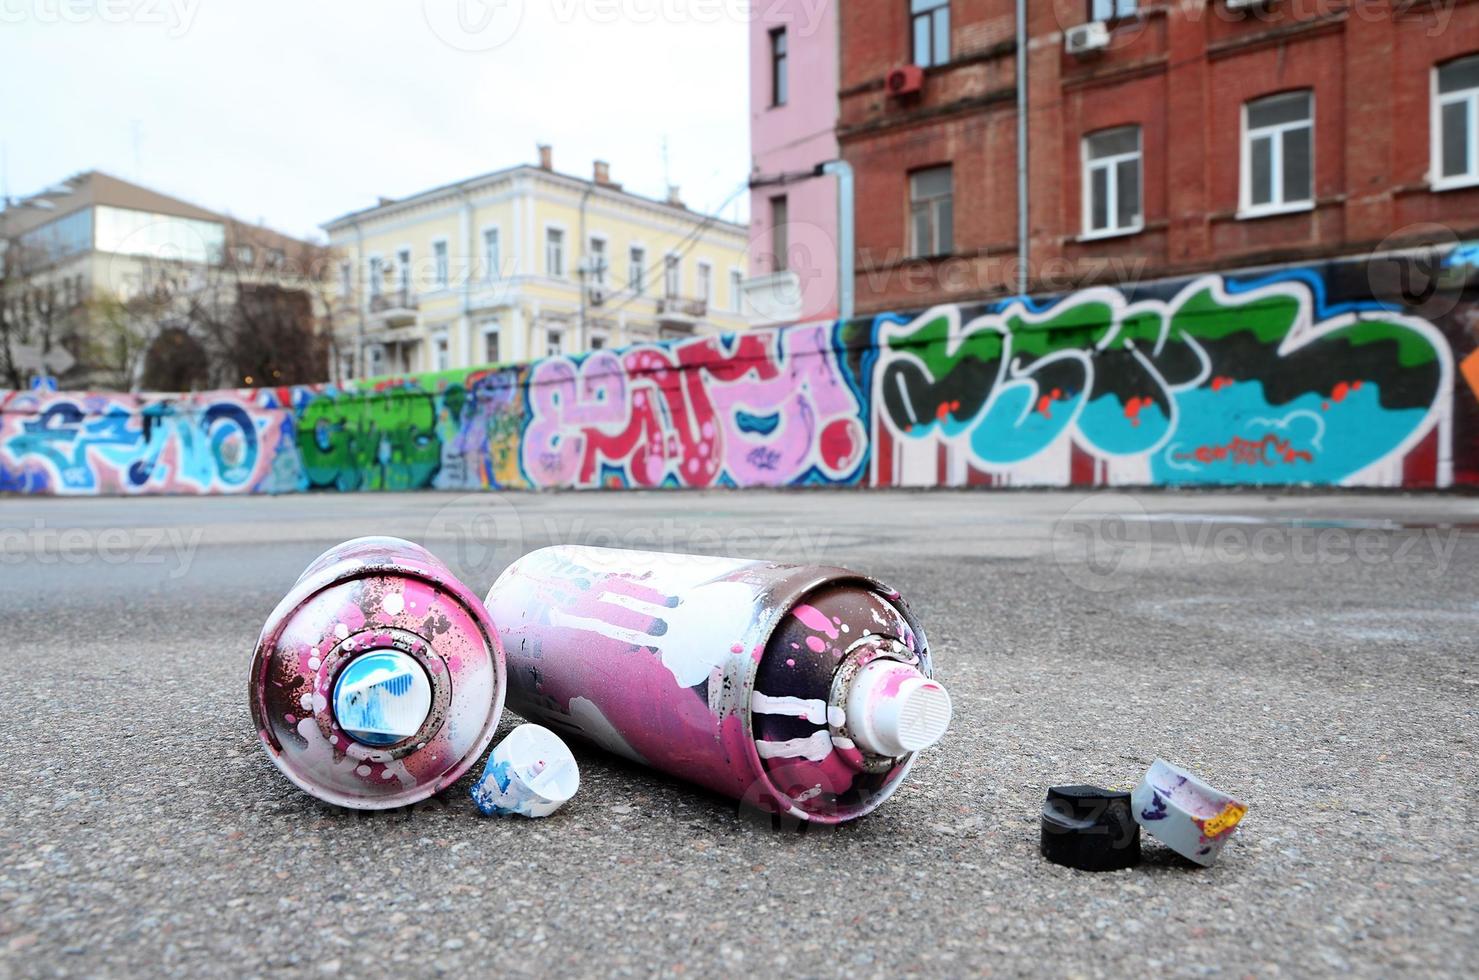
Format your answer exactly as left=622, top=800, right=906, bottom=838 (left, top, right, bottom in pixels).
left=1225, top=0, right=1271, bottom=10
left=1065, top=21, right=1110, bottom=56
left=886, top=64, right=925, bottom=97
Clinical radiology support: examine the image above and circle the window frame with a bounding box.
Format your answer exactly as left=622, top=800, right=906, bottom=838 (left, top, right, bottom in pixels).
left=587, top=233, right=609, bottom=286
left=729, top=268, right=744, bottom=314
left=545, top=225, right=567, bottom=279
left=480, top=318, right=501, bottom=364
left=696, top=260, right=713, bottom=304
left=1081, top=125, right=1144, bottom=240
left=769, top=194, right=789, bottom=272
left=1432, top=56, right=1479, bottom=191
left=1089, top=0, right=1138, bottom=23
left=908, top=164, right=954, bottom=258
left=1239, top=90, right=1316, bottom=220
left=664, top=253, right=682, bottom=299
left=770, top=27, right=788, bottom=107
left=430, top=238, right=449, bottom=290
left=911, top=0, right=950, bottom=70
left=629, top=244, right=647, bottom=294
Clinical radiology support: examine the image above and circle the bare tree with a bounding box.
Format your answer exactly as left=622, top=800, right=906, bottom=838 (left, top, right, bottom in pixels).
left=0, top=233, right=86, bottom=389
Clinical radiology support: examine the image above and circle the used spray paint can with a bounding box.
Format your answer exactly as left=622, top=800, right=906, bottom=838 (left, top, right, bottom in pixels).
left=249, top=536, right=506, bottom=809
left=484, top=546, right=953, bottom=824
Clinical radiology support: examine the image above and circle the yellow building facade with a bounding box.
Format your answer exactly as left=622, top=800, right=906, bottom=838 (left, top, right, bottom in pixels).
left=322, top=151, right=753, bottom=379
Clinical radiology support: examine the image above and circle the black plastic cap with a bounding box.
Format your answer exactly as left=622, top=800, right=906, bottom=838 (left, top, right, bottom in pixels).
left=1040, top=784, right=1141, bottom=872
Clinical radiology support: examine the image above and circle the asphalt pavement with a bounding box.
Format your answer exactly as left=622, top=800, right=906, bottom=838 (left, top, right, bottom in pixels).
left=1, top=488, right=1476, bottom=977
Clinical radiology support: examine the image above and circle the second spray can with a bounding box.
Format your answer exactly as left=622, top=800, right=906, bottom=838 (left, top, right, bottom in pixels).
left=484, top=546, right=952, bottom=824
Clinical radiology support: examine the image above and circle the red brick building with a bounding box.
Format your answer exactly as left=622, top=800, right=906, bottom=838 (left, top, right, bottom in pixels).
left=840, top=0, right=1479, bottom=313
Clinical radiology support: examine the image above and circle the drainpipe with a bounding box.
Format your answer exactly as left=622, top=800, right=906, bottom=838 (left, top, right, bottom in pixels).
left=353, top=220, right=365, bottom=379
left=1016, top=0, right=1029, bottom=298
left=820, top=160, right=854, bottom=322
left=578, top=182, right=595, bottom=349
left=461, top=186, right=474, bottom=365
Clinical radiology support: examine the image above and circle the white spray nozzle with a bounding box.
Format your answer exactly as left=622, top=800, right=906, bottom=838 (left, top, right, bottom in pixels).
left=845, top=659, right=953, bottom=758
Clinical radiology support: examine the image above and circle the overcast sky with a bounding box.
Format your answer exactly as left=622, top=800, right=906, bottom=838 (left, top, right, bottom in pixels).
left=1, top=0, right=752, bottom=241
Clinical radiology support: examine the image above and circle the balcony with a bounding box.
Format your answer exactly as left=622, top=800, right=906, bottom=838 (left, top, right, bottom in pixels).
left=367, top=288, right=419, bottom=327
left=740, top=270, right=802, bottom=325
left=657, top=295, right=706, bottom=329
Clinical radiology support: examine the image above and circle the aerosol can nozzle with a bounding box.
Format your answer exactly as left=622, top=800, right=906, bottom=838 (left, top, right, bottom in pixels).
left=845, top=659, right=953, bottom=758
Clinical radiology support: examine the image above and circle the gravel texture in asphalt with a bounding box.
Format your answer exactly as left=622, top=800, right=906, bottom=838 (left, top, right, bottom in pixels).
left=1, top=489, right=1476, bottom=977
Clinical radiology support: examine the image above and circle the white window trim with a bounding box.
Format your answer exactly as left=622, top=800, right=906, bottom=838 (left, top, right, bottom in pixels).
left=587, top=231, right=610, bottom=286
left=628, top=241, right=648, bottom=295
left=431, top=329, right=451, bottom=372
left=1431, top=62, right=1479, bottom=192
left=664, top=252, right=682, bottom=298
left=479, top=317, right=501, bottom=364
left=427, top=236, right=452, bottom=291
left=1238, top=92, right=1316, bottom=220
left=366, top=252, right=385, bottom=297
left=544, top=223, right=569, bottom=280
left=696, top=260, right=713, bottom=304
left=1080, top=127, right=1144, bottom=239
left=480, top=224, right=503, bottom=281
left=728, top=266, right=744, bottom=313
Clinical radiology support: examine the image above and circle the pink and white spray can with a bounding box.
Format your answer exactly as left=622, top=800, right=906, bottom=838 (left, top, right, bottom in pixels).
left=484, top=546, right=953, bottom=824
left=249, top=537, right=506, bottom=809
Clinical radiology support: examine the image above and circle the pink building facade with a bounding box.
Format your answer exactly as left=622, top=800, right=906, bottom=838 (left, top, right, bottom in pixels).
left=745, top=0, right=840, bottom=327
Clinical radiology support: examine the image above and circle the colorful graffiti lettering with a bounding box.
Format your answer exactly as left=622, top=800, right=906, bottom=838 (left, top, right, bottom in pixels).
left=521, top=322, right=865, bottom=488
left=870, top=275, right=1454, bottom=487
left=0, top=256, right=1473, bottom=495
left=0, top=391, right=277, bottom=494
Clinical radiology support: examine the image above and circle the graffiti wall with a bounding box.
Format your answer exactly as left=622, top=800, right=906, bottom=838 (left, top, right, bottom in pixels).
left=3, top=252, right=1476, bottom=494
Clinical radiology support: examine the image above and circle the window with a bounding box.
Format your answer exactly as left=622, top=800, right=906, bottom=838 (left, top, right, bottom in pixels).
left=629, top=246, right=646, bottom=294
left=589, top=236, right=607, bottom=285
left=1435, top=56, right=1479, bottom=188
left=909, top=165, right=953, bottom=256
left=730, top=269, right=743, bottom=313
left=1090, top=0, right=1137, bottom=21
left=433, top=333, right=450, bottom=372
left=546, top=228, right=565, bottom=277
left=664, top=254, right=681, bottom=298
left=483, top=228, right=500, bottom=279
left=590, top=335, right=606, bottom=350
left=911, top=0, right=949, bottom=69
left=368, top=256, right=383, bottom=298
left=339, top=261, right=352, bottom=297
left=770, top=28, right=788, bottom=106
left=397, top=248, right=412, bottom=293
left=770, top=195, right=789, bottom=271
left=546, top=328, right=563, bottom=357
left=432, top=241, right=449, bottom=288
left=481, top=320, right=501, bottom=363
left=1242, top=91, right=1313, bottom=215
left=697, top=262, right=712, bottom=304
left=1083, top=126, right=1143, bottom=237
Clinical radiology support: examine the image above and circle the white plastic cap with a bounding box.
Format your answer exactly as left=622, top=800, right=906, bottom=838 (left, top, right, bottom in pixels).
left=845, top=659, right=953, bottom=758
